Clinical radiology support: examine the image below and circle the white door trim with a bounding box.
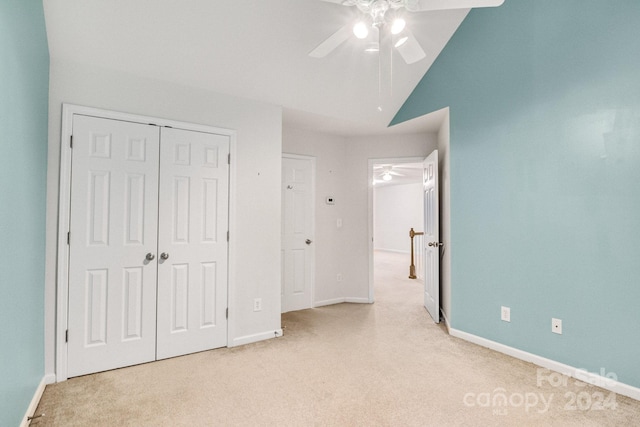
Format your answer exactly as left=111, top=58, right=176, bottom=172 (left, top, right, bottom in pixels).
left=367, top=156, right=426, bottom=304
left=281, top=153, right=316, bottom=311
left=55, top=104, right=236, bottom=382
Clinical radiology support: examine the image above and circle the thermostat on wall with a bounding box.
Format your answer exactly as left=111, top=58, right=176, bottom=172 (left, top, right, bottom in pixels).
left=326, top=196, right=335, bottom=205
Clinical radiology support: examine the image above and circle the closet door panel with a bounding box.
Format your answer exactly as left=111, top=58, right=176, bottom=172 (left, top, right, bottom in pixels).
left=156, top=127, right=229, bottom=359
left=67, top=115, right=160, bottom=377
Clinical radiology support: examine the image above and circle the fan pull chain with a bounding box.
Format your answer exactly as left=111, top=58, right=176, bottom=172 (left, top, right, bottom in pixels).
left=390, top=32, right=394, bottom=99
left=377, top=28, right=383, bottom=112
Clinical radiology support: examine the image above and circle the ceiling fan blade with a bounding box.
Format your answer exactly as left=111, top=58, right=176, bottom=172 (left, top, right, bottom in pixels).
left=309, top=25, right=351, bottom=58
left=414, top=0, right=504, bottom=12
left=394, top=32, right=426, bottom=64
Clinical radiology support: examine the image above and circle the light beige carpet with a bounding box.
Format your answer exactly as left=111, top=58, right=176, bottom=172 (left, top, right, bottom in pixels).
left=33, top=251, right=640, bottom=426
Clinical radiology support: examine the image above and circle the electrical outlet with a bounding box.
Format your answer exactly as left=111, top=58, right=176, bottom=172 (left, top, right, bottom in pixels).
left=501, top=306, right=511, bottom=322
left=336, top=273, right=343, bottom=282
left=552, top=318, right=562, bottom=334
left=253, top=298, right=262, bottom=312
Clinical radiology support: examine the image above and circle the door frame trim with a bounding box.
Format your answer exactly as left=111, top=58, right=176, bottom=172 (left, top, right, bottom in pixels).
left=55, top=104, right=236, bottom=381
left=367, top=156, right=426, bottom=304
left=281, top=153, right=316, bottom=312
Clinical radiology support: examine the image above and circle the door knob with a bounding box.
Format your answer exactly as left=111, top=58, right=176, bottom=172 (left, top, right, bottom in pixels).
left=160, top=252, right=169, bottom=260
left=305, top=239, right=312, bottom=245
left=146, top=253, right=155, bottom=261
left=428, top=242, right=442, bottom=247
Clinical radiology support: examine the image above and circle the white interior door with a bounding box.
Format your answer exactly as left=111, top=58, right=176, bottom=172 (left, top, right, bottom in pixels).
left=67, top=115, right=160, bottom=377
left=156, top=127, right=229, bottom=359
left=423, top=150, right=440, bottom=323
left=281, top=155, right=315, bottom=313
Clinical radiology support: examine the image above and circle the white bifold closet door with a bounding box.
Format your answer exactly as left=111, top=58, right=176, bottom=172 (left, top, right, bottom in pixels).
left=67, top=115, right=228, bottom=377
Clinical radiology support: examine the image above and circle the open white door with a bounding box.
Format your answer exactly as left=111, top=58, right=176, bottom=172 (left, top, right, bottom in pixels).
left=281, top=155, right=315, bottom=313
left=423, top=150, right=440, bottom=323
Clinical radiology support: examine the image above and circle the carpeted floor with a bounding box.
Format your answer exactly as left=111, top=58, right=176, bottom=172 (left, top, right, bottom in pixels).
left=33, top=251, right=640, bottom=426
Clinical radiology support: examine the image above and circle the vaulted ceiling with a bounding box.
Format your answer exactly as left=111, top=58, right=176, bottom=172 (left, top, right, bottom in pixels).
left=43, top=0, right=471, bottom=135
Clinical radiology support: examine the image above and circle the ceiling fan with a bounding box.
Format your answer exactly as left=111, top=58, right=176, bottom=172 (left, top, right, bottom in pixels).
left=310, top=0, right=505, bottom=64
left=373, top=163, right=426, bottom=185
left=375, top=165, right=405, bottom=181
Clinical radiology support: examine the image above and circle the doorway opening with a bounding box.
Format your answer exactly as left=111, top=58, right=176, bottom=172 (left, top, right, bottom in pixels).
left=369, top=158, right=425, bottom=307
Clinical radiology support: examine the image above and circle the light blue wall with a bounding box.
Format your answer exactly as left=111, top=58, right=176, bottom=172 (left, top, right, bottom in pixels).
left=0, top=0, right=49, bottom=425
left=393, top=0, right=640, bottom=388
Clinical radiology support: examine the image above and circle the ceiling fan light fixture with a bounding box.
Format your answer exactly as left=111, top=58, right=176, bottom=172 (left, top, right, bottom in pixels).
left=394, top=35, right=408, bottom=47
left=390, top=17, right=406, bottom=35
left=353, top=21, right=369, bottom=39
left=382, top=172, right=392, bottom=181
left=365, top=41, right=380, bottom=52
left=364, top=25, right=380, bottom=52
left=394, top=30, right=426, bottom=64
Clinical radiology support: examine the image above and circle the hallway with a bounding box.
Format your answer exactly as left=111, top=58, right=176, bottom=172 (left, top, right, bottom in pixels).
left=372, top=249, right=436, bottom=327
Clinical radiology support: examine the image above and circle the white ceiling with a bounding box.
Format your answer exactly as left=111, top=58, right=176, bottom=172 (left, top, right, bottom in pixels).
left=43, top=0, right=468, bottom=136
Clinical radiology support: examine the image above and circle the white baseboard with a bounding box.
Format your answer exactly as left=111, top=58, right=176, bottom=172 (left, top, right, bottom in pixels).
left=374, top=248, right=410, bottom=254
left=345, top=297, right=370, bottom=304
left=314, top=298, right=346, bottom=307
left=20, top=376, right=48, bottom=427
left=231, top=329, right=283, bottom=347
left=315, top=297, right=371, bottom=307
left=440, top=308, right=451, bottom=334
left=449, top=328, right=640, bottom=402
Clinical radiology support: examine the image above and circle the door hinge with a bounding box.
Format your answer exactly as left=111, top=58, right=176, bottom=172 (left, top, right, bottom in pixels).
left=226, top=308, right=228, bottom=319
left=228, top=153, right=230, bottom=165
left=65, top=329, right=68, bottom=343
left=67, top=231, right=70, bottom=245
left=227, top=231, right=229, bottom=242
left=70, top=135, right=73, bottom=148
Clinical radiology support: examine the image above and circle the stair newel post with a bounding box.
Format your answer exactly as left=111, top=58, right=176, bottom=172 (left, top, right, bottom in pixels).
left=409, top=228, right=417, bottom=279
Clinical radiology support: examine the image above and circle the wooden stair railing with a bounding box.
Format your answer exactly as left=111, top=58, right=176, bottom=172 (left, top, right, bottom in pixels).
left=409, top=227, right=424, bottom=279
